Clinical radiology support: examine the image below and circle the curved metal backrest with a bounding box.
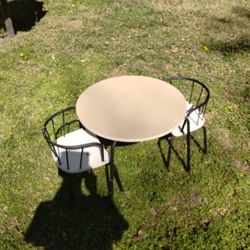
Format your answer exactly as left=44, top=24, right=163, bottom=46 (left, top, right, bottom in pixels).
left=42, top=105, right=104, bottom=171
left=164, top=76, right=210, bottom=132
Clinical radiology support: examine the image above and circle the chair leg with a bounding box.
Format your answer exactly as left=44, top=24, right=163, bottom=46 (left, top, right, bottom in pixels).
left=202, top=126, right=208, bottom=154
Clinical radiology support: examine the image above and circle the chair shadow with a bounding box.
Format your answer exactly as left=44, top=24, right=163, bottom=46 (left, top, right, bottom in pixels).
left=0, top=0, right=47, bottom=33
left=24, top=170, right=129, bottom=250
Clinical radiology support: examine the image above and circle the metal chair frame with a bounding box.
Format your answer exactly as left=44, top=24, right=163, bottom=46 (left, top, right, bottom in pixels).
left=159, top=76, right=210, bottom=172
left=42, top=105, right=123, bottom=198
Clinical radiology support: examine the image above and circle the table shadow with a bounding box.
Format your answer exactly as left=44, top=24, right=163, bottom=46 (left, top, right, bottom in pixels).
left=24, top=170, right=128, bottom=250
left=158, top=136, right=189, bottom=172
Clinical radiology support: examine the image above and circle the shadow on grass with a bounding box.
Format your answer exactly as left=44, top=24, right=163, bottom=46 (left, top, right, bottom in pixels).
left=232, top=6, right=250, bottom=19
left=157, top=136, right=189, bottom=172
left=210, top=35, right=250, bottom=55
left=206, top=6, right=250, bottom=55
left=158, top=131, right=207, bottom=173
left=24, top=170, right=128, bottom=250
left=0, top=0, right=46, bottom=33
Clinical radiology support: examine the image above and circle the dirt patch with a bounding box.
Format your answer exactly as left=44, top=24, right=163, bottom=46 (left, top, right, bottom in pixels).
left=216, top=128, right=233, bottom=149
left=235, top=159, right=250, bottom=173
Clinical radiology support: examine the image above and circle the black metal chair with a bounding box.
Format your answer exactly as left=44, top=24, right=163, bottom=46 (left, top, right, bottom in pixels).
left=159, top=76, right=210, bottom=172
left=42, top=105, right=122, bottom=199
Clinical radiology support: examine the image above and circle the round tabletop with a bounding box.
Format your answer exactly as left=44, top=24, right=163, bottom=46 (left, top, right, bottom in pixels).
left=76, top=75, right=186, bottom=142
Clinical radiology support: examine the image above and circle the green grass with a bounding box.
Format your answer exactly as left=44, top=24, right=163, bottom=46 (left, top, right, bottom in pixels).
left=0, top=0, right=250, bottom=249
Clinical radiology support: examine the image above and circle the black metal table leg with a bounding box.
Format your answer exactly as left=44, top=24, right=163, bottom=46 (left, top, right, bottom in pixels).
left=110, top=141, right=124, bottom=192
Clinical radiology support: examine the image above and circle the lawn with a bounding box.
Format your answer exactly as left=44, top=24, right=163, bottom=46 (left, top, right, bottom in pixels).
left=0, top=0, right=249, bottom=249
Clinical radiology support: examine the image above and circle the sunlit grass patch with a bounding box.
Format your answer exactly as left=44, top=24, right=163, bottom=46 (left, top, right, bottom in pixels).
left=0, top=0, right=250, bottom=249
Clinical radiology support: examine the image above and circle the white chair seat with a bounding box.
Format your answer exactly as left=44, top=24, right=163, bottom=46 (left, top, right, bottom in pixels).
left=53, top=129, right=109, bottom=174
left=171, top=102, right=205, bottom=137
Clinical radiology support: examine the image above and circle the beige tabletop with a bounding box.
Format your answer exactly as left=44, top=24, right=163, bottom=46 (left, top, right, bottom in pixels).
left=76, top=75, right=186, bottom=142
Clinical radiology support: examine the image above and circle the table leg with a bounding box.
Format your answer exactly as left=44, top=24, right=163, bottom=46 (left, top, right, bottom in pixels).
left=110, top=141, right=124, bottom=192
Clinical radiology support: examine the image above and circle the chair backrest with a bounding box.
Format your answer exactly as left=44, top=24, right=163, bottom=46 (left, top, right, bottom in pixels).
left=42, top=105, right=80, bottom=145
left=164, top=76, right=210, bottom=130
left=42, top=105, right=103, bottom=171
